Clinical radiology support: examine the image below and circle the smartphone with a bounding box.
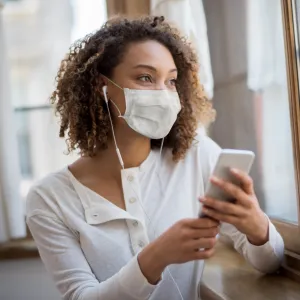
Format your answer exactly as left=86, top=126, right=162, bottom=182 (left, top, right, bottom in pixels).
left=199, top=149, right=255, bottom=217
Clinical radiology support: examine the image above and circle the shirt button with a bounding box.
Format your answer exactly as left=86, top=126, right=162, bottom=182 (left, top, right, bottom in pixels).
left=129, top=197, right=136, bottom=203
left=127, top=174, right=134, bottom=182
left=138, top=241, right=145, bottom=248
left=132, top=220, right=138, bottom=227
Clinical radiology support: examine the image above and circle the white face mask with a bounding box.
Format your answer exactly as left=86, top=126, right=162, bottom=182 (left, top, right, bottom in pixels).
left=103, top=78, right=181, bottom=139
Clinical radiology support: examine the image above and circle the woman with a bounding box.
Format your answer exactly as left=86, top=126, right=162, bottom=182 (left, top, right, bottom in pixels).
left=26, top=16, right=284, bottom=300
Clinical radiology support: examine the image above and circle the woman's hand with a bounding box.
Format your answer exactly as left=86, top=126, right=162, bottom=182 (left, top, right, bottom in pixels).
left=200, top=168, right=269, bottom=246
left=138, top=218, right=219, bottom=284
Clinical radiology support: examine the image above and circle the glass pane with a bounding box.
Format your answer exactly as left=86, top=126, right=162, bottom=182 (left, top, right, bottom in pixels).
left=203, top=0, right=298, bottom=223
left=3, top=0, right=107, bottom=198
left=15, top=108, right=77, bottom=198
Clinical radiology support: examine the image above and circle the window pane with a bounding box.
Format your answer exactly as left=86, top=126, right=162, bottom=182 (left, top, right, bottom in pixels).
left=15, top=108, right=77, bottom=198
left=203, top=0, right=298, bottom=224
left=3, top=0, right=107, bottom=197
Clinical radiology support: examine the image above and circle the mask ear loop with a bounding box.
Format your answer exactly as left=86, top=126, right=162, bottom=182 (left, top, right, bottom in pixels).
left=102, top=75, right=124, bottom=90
left=101, top=74, right=124, bottom=118
left=102, top=85, right=124, bottom=169
left=110, top=99, right=122, bottom=117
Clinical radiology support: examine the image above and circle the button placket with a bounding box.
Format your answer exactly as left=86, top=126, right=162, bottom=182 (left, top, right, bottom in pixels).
left=132, top=220, right=139, bottom=227
left=121, top=168, right=150, bottom=254
left=127, top=174, right=134, bottom=182
left=138, top=240, right=145, bottom=248
left=129, top=197, right=136, bottom=204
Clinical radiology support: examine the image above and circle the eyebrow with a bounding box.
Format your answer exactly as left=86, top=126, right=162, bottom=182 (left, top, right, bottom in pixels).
left=133, top=64, right=177, bottom=73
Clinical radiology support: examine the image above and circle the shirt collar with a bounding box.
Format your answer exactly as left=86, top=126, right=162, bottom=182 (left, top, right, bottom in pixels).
left=139, top=149, right=158, bottom=173
left=65, top=166, right=147, bottom=225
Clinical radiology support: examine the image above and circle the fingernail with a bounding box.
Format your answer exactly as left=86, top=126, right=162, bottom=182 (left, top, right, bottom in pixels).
left=231, top=168, right=238, bottom=174
left=199, top=197, right=206, bottom=202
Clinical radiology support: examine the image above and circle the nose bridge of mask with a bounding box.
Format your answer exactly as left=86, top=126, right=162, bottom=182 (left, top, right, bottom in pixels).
left=123, top=88, right=180, bottom=108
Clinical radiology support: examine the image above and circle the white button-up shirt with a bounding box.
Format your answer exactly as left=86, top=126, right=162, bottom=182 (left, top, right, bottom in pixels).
left=26, top=134, right=284, bottom=300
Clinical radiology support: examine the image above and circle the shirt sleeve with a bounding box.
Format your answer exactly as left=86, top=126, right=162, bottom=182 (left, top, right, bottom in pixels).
left=220, top=220, right=284, bottom=273
left=27, top=213, right=158, bottom=300
left=197, top=133, right=285, bottom=273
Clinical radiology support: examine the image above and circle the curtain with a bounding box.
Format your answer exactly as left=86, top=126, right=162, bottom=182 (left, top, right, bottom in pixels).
left=0, top=4, right=26, bottom=243
left=246, top=0, right=297, bottom=220
left=151, top=0, right=214, bottom=99
left=106, top=0, right=150, bottom=18
left=202, top=0, right=265, bottom=207
left=247, top=0, right=286, bottom=91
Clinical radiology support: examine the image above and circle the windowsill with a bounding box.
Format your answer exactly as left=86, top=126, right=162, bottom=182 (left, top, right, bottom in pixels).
left=3, top=238, right=300, bottom=299
left=0, top=239, right=39, bottom=260
left=200, top=241, right=300, bottom=300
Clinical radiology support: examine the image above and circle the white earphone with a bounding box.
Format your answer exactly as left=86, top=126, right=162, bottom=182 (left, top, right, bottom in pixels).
left=102, top=85, right=108, bottom=103
left=101, top=85, right=124, bottom=169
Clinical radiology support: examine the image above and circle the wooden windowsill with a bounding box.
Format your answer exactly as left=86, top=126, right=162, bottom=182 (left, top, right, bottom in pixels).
left=200, top=241, right=300, bottom=300
left=0, top=239, right=39, bottom=260
left=2, top=238, right=300, bottom=300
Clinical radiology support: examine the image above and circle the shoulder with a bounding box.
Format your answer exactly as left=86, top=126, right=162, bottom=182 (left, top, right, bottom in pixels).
left=191, top=128, right=222, bottom=161
left=187, top=129, right=222, bottom=183
left=193, top=132, right=221, bottom=153
left=26, top=168, right=73, bottom=219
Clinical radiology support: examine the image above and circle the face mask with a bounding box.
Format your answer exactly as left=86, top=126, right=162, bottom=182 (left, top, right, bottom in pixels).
left=103, top=77, right=181, bottom=139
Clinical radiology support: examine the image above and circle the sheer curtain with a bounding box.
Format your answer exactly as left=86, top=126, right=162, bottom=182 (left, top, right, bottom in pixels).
left=151, top=0, right=214, bottom=100
left=0, top=3, right=26, bottom=243
left=247, top=0, right=297, bottom=221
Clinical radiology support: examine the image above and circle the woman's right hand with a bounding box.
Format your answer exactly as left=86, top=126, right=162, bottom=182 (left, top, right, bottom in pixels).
left=138, top=218, right=219, bottom=284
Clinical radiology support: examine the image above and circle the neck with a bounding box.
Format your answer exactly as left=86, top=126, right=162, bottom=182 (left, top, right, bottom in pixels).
left=94, top=130, right=151, bottom=172
left=111, top=132, right=151, bottom=168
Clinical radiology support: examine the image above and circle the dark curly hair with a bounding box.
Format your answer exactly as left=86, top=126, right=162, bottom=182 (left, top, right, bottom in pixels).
left=50, top=16, right=215, bottom=161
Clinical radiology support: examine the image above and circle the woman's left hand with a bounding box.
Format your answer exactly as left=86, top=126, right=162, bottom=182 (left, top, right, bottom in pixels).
left=199, top=168, right=269, bottom=246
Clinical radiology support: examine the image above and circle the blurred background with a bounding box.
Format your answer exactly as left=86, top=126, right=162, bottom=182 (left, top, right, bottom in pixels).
left=0, top=0, right=299, bottom=299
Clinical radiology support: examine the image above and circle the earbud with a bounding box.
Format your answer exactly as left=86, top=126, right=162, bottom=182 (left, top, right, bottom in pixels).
left=102, top=85, right=108, bottom=103
left=102, top=84, right=124, bottom=169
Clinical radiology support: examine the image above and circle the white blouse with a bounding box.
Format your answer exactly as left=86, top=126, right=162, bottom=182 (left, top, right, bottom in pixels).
left=26, top=134, right=284, bottom=300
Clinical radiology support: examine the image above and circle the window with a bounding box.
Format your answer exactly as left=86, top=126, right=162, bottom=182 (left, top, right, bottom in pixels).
left=3, top=0, right=107, bottom=199
left=275, top=0, right=300, bottom=256
left=203, top=0, right=300, bottom=259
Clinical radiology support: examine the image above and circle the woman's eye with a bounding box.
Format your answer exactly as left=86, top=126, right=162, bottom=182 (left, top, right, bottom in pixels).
left=169, top=79, right=177, bottom=86
left=139, top=75, right=152, bottom=82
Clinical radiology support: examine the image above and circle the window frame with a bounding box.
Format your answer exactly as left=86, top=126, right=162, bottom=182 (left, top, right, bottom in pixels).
left=271, top=0, right=300, bottom=277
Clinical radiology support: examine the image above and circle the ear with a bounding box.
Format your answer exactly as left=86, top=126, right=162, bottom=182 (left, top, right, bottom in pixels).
left=99, top=74, right=108, bottom=86
left=96, top=75, right=108, bottom=97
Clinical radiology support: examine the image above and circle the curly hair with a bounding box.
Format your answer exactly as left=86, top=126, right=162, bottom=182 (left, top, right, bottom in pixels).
left=50, top=15, right=215, bottom=161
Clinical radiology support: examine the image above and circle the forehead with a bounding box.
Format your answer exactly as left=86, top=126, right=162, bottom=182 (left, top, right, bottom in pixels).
left=120, top=40, right=176, bottom=69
